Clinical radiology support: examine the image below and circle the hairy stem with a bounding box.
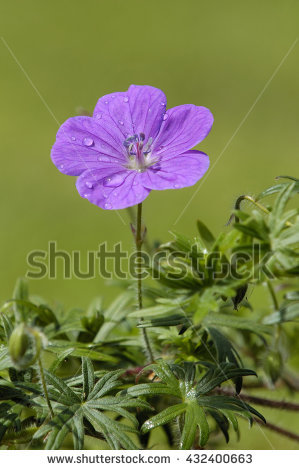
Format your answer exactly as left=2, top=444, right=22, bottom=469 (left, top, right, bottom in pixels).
left=253, top=418, right=299, bottom=443
left=37, top=356, right=54, bottom=418
left=136, top=203, right=154, bottom=363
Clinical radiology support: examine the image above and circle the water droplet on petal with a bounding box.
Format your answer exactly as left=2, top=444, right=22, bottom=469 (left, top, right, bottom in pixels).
left=103, top=192, right=108, bottom=199
left=103, top=173, right=124, bottom=187
left=59, top=164, right=64, bottom=170
left=95, top=113, right=102, bottom=119
left=104, top=202, right=111, bottom=209
left=118, top=120, right=124, bottom=126
left=85, top=181, right=93, bottom=189
left=83, top=137, right=94, bottom=147
left=111, top=95, right=115, bottom=99
left=71, top=136, right=76, bottom=141
left=174, top=184, right=180, bottom=188
left=123, top=97, right=129, bottom=103
left=161, top=102, right=165, bottom=106
left=84, top=193, right=88, bottom=198
left=104, top=100, right=108, bottom=104
left=163, top=114, right=168, bottom=121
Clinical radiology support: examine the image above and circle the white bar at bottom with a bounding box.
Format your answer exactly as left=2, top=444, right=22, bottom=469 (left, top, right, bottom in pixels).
left=0, top=450, right=297, bottom=469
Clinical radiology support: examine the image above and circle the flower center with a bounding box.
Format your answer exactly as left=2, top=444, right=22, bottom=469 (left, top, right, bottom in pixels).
left=123, top=133, right=156, bottom=171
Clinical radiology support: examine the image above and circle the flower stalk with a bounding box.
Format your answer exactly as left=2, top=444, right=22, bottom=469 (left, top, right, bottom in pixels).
left=136, top=202, right=154, bottom=363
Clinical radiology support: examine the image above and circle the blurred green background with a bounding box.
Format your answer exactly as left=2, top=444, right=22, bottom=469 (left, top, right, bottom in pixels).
left=1, top=0, right=299, bottom=449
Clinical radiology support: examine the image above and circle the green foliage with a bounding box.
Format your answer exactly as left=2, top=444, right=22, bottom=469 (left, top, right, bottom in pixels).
left=0, top=178, right=298, bottom=450
left=127, top=360, right=263, bottom=449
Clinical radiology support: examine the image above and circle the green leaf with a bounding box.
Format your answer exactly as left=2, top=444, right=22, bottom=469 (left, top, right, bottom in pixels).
left=128, top=304, right=178, bottom=319
left=137, top=314, right=189, bottom=328
left=47, top=340, right=118, bottom=363
left=0, top=313, right=14, bottom=340
left=94, top=292, right=134, bottom=342
left=141, top=403, right=187, bottom=433
left=88, top=370, right=124, bottom=400
left=203, top=312, right=271, bottom=336
left=45, top=370, right=80, bottom=405
left=82, top=357, right=95, bottom=399
left=34, top=405, right=82, bottom=450
left=196, top=220, right=215, bottom=248
left=263, top=302, right=299, bottom=324
left=196, top=363, right=256, bottom=395
left=128, top=383, right=177, bottom=398
left=12, top=278, right=29, bottom=322
left=197, top=395, right=265, bottom=423
left=48, top=348, right=75, bottom=373
left=180, top=403, right=209, bottom=449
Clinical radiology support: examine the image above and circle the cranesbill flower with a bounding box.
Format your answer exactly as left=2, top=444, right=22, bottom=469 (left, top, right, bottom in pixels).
left=51, top=85, right=213, bottom=210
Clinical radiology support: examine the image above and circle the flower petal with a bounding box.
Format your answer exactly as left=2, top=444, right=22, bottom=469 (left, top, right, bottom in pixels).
left=76, top=168, right=151, bottom=210
left=152, top=105, right=213, bottom=159
left=140, top=150, right=209, bottom=190
left=93, top=85, right=167, bottom=142
left=51, top=116, right=126, bottom=176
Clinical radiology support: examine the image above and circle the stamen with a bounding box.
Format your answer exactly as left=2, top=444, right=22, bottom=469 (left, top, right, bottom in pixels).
left=123, top=133, right=155, bottom=171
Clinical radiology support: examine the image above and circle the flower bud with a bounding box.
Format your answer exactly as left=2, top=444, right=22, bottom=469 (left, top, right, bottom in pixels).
left=9, top=324, right=44, bottom=370
left=264, top=350, right=283, bottom=384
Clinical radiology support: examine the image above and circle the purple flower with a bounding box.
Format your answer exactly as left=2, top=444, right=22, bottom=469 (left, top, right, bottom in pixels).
left=51, top=85, right=213, bottom=210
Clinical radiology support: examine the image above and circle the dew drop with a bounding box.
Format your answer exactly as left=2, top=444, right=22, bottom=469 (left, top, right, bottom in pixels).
left=174, top=184, right=180, bottom=188
left=161, top=102, right=165, bottom=106
left=59, top=164, right=64, bottom=170
left=118, top=120, right=124, bottom=126
left=85, top=181, right=93, bottom=189
left=71, top=136, right=76, bottom=141
left=95, top=113, right=102, bottom=119
left=123, top=97, right=129, bottom=102
left=104, top=202, right=111, bottom=209
left=104, top=100, right=108, bottom=104
left=84, top=193, right=88, bottom=198
left=103, top=173, right=124, bottom=187
left=111, top=95, right=115, bottom=99
left=163, top=114, right=168, bottom=121
left=83, top=137, right=94, bottom=147
left=103, top=192, right=108, bottom=199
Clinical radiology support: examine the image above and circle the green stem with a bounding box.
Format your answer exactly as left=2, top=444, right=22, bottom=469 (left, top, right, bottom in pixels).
left=136, top=202, right=154, bottom=363
left=266, top=280, right=282, bottom=346
left=267, top=280, right=279, bottom=311
left=37, top=355, right=54, bottom=418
